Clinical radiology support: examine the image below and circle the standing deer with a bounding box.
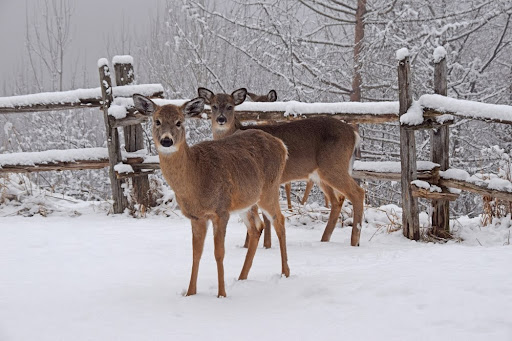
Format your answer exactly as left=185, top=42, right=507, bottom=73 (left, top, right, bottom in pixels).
left=198, top=87, right=365, bottom=247
left=246, top=89, right=317, bottom=249
left=132, top=94, right=290, bottom=297
left=247, top=90, right=320, bottom=210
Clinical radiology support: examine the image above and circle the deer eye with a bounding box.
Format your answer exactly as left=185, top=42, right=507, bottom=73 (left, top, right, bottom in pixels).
left=226, top=105, right=233, bottom=110
left=155, top=120, right=161, bottom=126
left=212, top=105, right=218, bottom=110
left=176, top=121, right=181, bottom=127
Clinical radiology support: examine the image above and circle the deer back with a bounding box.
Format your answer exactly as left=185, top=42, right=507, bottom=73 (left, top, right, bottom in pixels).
left=160, top=129, right=287, bottom=218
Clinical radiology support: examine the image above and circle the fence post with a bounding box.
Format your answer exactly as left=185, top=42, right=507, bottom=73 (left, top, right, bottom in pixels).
left=113, top=56, right=153, bottom=211
left=98, top=59, right=128, bottom=213
left=431, top=48, right=450, bottom=235
left=397, top=52, right=420, bottom=240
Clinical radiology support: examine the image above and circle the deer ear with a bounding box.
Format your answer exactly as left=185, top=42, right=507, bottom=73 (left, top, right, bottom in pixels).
left=133, top=94, right=156, bottom=116
left=267, top=90, right=277, bottom=102
left=197, top=87, right=214, bottom=105
left=231, top=88, right=247, bottom=106
left=183, top=97, right=205, bottom=117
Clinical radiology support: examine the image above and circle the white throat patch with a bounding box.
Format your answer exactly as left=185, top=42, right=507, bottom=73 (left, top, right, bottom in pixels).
left=158, top=145, right=178, bottom=155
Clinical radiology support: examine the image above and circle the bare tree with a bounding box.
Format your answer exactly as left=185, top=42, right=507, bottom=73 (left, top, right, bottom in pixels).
left=25, top=0, right=73, bottom=92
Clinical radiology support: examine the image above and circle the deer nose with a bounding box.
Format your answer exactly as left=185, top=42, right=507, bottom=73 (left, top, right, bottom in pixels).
left=216, top=116, right=227, bottom=125
left=160, top=137, right=173, bottom=147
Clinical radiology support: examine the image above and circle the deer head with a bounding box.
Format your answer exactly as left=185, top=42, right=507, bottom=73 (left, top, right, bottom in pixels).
left=132, top=94, right=204, bottom=155
left=247, top=90, right=277, bottom=102
left=197, top=87, right=246, bottom=136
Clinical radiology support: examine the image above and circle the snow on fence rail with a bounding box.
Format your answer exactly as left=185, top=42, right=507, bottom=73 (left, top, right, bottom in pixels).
left=0, top=84, right=164, bottom=113
left=1, top=50, right=512, bottom=242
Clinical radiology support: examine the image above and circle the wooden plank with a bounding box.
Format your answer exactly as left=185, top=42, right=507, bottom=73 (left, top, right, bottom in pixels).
left=411, top=185, right=459, bottom=201
left=116, top=170, right=155, bottom=180
left=352, top=169, right=435, bottom=181
left=114, top=59, right=153, bottom=209
left=439, top=178, right=512, bottom=202
left=0, top=160, right=108, bottom=173
left=431, top=54, right=451, bottom=235
left=398, top=55, right=420, bottom=241
left=403, top=117, right=454, bottom=131
left=422, top=108, right=512, bottom=126
left=112, top=108, right=399, bottom=127
left=99, top=62, right=128, bottom=213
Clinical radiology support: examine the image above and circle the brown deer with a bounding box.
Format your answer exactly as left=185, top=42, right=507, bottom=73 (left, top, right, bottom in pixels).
left=197, top=87, right=365, bottom=247
left=132, top=94, right=290, bottom=297
left=247, top=90, right=321, bottom=210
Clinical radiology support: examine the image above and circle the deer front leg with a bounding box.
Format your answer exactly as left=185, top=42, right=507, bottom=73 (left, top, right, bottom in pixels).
left=212, top=213, right=229, bottom=297
left=187, top=218, right=208, bottom=296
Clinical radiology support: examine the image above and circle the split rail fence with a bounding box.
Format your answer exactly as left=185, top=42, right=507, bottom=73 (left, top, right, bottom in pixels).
left=1, top=52, right=511, bottom=241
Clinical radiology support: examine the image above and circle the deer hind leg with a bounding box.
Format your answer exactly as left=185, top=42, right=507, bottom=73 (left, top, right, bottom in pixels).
left=212, top=213, right=229, bottom=297
left=319, top=182, right=345, bottom=242
left=239, top=207, right=265, bottom=280
left=300, top=180, right=314, bottom=205
left=285, top=182, right=292, bottom=209
left=243, top=206, right=264, bottom=248
left=319, top=171, right=365, bottom=246
left=258, top=193, right=290, bottom=277
left=187, top=218, right=208, bottom=296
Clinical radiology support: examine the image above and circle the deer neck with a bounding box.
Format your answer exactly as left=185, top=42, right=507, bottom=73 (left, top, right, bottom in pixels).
left=158, top=142, right=194, bottom=196
left=212, top=118, right=242, bottom=140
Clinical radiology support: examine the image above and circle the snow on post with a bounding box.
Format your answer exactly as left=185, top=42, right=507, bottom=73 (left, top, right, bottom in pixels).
left=433, top=46, right=447, bottom=63
left=112, top=55, right=134, bottom=65
left=97, top=58, right=109, bottom=68
left=395, top=48, right=410, bottom=61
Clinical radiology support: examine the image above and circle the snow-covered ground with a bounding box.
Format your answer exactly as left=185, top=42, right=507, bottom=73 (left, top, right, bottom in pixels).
left=1, top=194, right=512, bottom=340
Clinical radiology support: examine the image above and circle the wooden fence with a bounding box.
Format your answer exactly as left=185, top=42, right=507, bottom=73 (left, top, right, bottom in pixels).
left=0, top=55, right=164, bottom=213
left=1, top=51, right=511, bottom=241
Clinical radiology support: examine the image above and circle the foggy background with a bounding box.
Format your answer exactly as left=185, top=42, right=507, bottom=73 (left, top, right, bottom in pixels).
left=0, top=0, right=161, bottom=92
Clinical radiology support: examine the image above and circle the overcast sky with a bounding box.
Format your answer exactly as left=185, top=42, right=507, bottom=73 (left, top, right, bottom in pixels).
left=0, top=0, right=163, bottom=95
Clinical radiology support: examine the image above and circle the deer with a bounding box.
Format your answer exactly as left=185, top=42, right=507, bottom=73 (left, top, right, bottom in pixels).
left=197, top=87, right=365, bottom=247
left=247, top=90, right=321, bottom=211
left=132, top=94, right=290, bottom=297
left=245, top=89, right=317, bottom=248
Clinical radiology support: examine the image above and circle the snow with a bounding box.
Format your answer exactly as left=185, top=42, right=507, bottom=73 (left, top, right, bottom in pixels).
left=0, top=198, right=511, bottom=341
left=97, top=58, right=109, bottom=68
left=108, top=104, right=128, bottom=119
left=259, top=100, right=399, bottom=117
left=401, top=94, right=512, bottom=125
left=411, top=180, right=442, bottom=192
left=0, top=84, right=164, bottom=109
left=395, top=47, right=410, bottom=61
left=0, top=147, right=108, bottom=167
left=114, top=98, right=399, bottom=118
left=420, top=94, right=512, bottom=123
left=112, top=84, right=163, bottom=98
left=112, top=55, right=134, bottom=65
left=433, top=46, right=447, bottom=63
left=440, top=169, right=512, bottom=193
left=0, top=148, right=153, bottom=168
left=114, top=163, right=134, bottom=174
left=400, top=100, right=424, bottom=125
left=113, top=97, right=188, bottom=110
left=488, top=178, right=512, bottom=192
left=440, top=168, right=470, bottom=181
